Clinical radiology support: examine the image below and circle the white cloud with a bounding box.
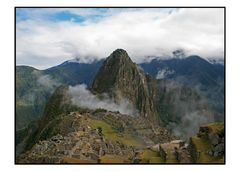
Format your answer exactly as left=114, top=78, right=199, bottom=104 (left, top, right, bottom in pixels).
left=156, top=68, right=175, bottom=79
left=16, top=8, right=224, bottom=69
left=68, top=84, right=138, bottom=116
left=37, top=74, right=60, bottom=89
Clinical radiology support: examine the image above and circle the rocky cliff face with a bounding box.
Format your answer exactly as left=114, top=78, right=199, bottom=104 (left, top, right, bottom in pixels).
left=92, top=49, right=159, bottom=123
left=92, top=49, right=214, bottom=131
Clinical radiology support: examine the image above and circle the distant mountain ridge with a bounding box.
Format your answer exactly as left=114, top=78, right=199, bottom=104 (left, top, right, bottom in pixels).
left=16, top=60, right=103, bottom=130
left=16, top=66, right=53, bottom=130
left=45, top=59, right=104, bottom=86
left=139, top=56, right=224, bottom=87
left=16, top=52, right=224, bottom=130
left=139, top=56, right=224, bottom=120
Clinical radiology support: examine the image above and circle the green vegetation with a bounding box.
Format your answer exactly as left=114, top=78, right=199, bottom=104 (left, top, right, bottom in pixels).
left=16, top=66, right=53, bottom=130
left=100, top=155, right=126, bottom=163
left=165, top=151, right=179, bottom=163
left=206, top=122, right=224, bottom=134
left=93, top=108, right=107, bottom=114
left=16, top=102, right=42, bottom=130
left=16, top=66, right=40, bottom=98
left=191, top=136, right=212, bottom=163
left=188, top=122, right=224, bottom=163
left=140, top=149, right=164, bottom=163
left=24, top=85, right=82, bottom=150
left=149, top=157, right=164, bottom=163
left=89, top=119, right=144, bottom=148
left=16, top=127, right=28, bottom=145
left=191, top=135, right=223, bottom=163
left=62, top=157, right=97, bottom=163
left=42, top=86, right=82, bottom=123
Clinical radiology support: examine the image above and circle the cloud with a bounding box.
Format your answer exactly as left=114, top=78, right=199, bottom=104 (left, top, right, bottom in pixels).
left=162, top=81, right=215, bottom=139
left=156, top=68, right=175, bottom=79
left=167, top=111, right=215, bottom=139
left=37, top=74, right=60, bottom=89
left=16, top=8, right=224, bottom=69
left=67, top=84, right=138, bottom=116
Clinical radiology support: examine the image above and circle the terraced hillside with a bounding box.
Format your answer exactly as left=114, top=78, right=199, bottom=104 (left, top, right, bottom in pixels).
left=17, top=110, right=175, bottom=163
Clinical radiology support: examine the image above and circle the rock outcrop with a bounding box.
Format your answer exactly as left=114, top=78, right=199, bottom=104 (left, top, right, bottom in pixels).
left=150, top=140, right=191, bottom=163
left=188, top=122, right=224, bottom=163
left=92, top=49, right=159, bottom=123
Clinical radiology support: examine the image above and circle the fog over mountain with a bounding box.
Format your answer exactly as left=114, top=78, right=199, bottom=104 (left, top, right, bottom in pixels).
left=68, top=84, right=138, bottom=116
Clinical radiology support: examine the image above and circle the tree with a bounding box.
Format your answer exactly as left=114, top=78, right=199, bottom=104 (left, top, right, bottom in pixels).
left=97, top=127, right=103, bottom=136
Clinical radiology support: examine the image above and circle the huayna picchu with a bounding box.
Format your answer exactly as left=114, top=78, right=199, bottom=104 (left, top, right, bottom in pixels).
left=16, top=49, right=224, bottom=164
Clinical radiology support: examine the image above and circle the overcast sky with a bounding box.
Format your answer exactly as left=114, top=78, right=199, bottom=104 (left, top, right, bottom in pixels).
left=16, top=8, right=224, bottom=69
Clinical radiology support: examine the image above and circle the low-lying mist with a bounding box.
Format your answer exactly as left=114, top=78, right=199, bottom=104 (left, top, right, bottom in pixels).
left=162, top=81, right=215, bottom=139
left=37, top=74, right=60, bottom=90
left=167, top=110, right=215, bottom=139
left=67, top=84, right=138, bottom=116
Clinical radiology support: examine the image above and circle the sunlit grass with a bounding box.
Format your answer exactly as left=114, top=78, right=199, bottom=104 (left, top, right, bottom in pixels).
left=89, top=119, right=144, bottom=148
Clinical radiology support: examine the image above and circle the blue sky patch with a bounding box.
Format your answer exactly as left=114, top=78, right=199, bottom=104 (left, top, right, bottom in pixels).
left=16, top=8, right=112, bottom=24
left=49, top=11, right=86, bottom=23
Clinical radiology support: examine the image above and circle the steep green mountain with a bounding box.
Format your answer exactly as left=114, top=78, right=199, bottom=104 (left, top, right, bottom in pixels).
left=16, top=66, right=53, bottom=130
left=16, top=60, right=103, bottom=130
left=92, top=49, right=159, bottom=124
left=22, top=86, right=79, bottom=151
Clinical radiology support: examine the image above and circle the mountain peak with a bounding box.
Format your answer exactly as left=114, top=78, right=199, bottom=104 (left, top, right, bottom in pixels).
left=112, top=48, right=128, bottom=55
left=106, top=49, right=131, bottom=64
left=92, top=49, right=158, bottom=122
left=92, top=49, right=135, bottom=94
